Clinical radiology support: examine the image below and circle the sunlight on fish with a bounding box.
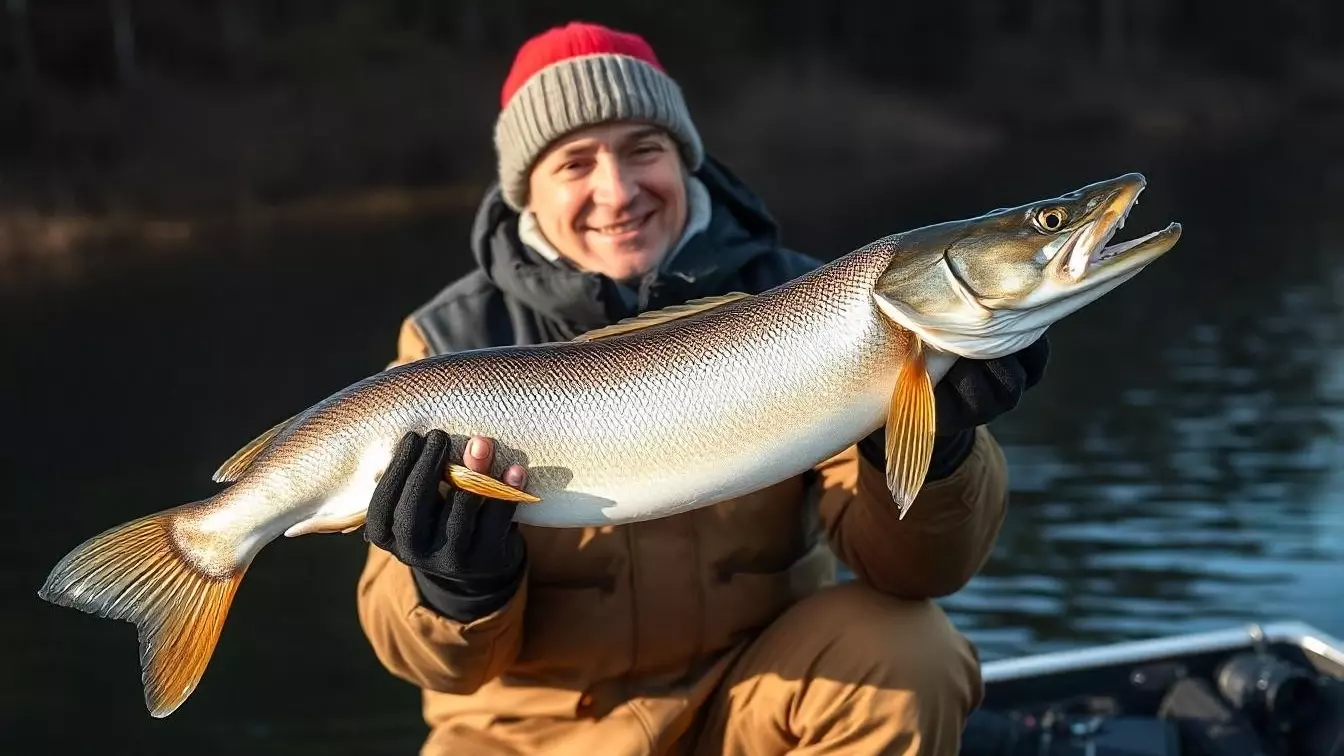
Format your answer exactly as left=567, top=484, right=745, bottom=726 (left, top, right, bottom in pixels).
left=36, top=172, right=1181, bottom=719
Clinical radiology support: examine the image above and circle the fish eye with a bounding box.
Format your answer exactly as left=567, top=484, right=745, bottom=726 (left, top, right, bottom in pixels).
left=1034, top=207, right=1068, bottom=232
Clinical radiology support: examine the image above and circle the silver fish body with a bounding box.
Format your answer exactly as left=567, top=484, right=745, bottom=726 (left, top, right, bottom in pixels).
left=38, top=172, right=1182, bottom=720
left=220, top=241, right=924, bottom=545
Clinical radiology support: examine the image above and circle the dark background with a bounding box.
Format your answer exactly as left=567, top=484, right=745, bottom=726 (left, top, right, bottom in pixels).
left=3, top=2, right=1343, bottom=753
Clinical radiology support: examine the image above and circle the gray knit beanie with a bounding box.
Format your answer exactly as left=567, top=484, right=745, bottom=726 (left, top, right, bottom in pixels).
left=493, top=22, right=705, bottom=211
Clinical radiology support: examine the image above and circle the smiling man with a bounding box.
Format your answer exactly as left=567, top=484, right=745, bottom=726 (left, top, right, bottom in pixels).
left=357, top=21, right=1049, bottom=756
left=524, top=122, right=689, bottom=286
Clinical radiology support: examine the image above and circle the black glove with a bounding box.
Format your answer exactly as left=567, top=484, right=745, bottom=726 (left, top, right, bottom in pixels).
left=365, top=429, right=527, bottom=623
left=859, top=335, right=1050, bottom=481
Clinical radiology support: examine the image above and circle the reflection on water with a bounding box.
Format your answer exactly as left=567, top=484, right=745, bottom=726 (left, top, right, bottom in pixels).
left=5, top=133, right=1343, bottom=752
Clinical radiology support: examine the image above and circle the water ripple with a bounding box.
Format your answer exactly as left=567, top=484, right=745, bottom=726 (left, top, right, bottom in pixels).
left=944, top=196, right=1344, bottom=659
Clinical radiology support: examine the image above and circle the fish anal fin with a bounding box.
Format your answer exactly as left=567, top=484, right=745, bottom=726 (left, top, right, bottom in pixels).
left=212, top=414, right=298, bottom=483
left=284, top=511, right=368, bottom=537
left=446, top=464, right=541, bottom=503
left=885, top=338, right=936, bottom=519
left=573, top=292, right=752, bottom=342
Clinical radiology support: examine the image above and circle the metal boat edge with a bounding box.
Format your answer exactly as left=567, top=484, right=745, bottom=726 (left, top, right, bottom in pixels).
left=980, top=620, right=1344, bottom=683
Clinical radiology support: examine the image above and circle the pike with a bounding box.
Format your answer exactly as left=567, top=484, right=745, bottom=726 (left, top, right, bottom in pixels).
left=38, top=173, right=1180, bottom=718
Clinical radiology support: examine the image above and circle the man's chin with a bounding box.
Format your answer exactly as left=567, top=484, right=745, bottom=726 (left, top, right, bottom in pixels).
left=588, top=246, right=667, bottom=283
left=610, top=262, right=659, bottom=285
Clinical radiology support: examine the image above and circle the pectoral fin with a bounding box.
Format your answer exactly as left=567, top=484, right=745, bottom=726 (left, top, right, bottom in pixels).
left=446, top=464, right=541, bottom=503
left=885, top=338, right=936, bottom=519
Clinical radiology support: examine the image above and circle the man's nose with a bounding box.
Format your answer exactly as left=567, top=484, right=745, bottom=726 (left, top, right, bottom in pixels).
left=591, top=157, right=639, bottom=207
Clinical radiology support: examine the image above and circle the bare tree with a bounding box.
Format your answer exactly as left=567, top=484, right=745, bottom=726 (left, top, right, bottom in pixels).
left=7, top=0, right=39, bottom=96
left=108, top=0, right=137, bottom=88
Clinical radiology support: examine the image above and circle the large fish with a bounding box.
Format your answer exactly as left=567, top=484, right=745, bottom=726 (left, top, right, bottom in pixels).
left=38, top=173, right=1180, bottom=718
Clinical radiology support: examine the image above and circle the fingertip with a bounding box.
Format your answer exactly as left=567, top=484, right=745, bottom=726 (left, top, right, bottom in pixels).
left=423, top=428, right=449, bottom=458
left=397, top=429, right=425, bottom=456
left=465, top=436, right=493, bottom=474
left=503, top=465, right=526, bottom=487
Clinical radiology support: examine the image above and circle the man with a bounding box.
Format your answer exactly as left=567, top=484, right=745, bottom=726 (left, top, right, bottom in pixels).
left=357, top=21, right=1048, bottom=755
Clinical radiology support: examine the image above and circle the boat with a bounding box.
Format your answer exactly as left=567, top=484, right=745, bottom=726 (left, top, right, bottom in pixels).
left=960, top=621, right=1344, bottom=755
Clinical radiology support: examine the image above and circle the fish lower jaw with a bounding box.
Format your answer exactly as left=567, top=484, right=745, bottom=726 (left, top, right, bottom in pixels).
left=1091, top=228, right=1154, bottom=262
left=1087, top=225, right=1178, bottom=270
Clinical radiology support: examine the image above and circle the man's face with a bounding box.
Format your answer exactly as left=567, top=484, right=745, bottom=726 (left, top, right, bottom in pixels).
left=526, top=122, right=689, bottom=284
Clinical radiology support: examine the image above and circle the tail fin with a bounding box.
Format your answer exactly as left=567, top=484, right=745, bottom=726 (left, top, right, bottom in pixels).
left=37, top=503, right=251, bottom=718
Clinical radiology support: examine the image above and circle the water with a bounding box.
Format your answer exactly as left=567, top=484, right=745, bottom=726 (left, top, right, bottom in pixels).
left=940, top=138, right=1344, bottom=660
left=4, top=127, right=1343, bottom=752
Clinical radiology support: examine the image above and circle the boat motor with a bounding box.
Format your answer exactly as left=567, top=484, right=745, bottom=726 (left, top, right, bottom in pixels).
left=1216, top=652, right=1323, bottom=734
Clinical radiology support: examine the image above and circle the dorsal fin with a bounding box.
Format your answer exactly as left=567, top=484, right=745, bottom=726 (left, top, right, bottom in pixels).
left=573, top=292, right=752, bottom=342
left=212, top=413, right=297, bottom=483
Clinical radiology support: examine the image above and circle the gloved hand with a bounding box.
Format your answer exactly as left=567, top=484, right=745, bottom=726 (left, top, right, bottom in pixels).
left=365, top=429, right=528, bottom=623
left=859, top=335, right=1050, bottom=481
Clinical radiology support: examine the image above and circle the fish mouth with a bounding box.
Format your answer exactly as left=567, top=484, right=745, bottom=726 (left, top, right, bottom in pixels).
left=1056, top=174, right=1182, bottom=285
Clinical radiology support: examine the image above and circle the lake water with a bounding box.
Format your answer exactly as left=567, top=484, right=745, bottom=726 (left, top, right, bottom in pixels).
left=4, top=122, right=1343, bottom=753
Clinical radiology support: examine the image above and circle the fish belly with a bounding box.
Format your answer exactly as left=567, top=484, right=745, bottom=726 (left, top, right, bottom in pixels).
left=508, top=374, right=895, bottom=527
left=459, top=304, right=904, bottom=527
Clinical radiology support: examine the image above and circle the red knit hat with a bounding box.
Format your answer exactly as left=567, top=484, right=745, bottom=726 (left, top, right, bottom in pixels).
left=493, top=22, right=705, bottom=211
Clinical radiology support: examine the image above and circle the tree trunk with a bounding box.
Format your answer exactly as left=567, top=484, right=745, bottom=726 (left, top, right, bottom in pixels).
left=7, top=0, right=39, bottom=96
left=109, top=0, right=137, bottom=88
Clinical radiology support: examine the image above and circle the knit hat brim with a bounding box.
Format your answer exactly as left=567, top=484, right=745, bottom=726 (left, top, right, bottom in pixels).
left=493, top=53, right=705, bottom=211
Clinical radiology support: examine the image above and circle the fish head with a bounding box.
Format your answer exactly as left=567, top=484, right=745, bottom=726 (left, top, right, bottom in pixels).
left=872, top=172, right=1181, bottom=359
